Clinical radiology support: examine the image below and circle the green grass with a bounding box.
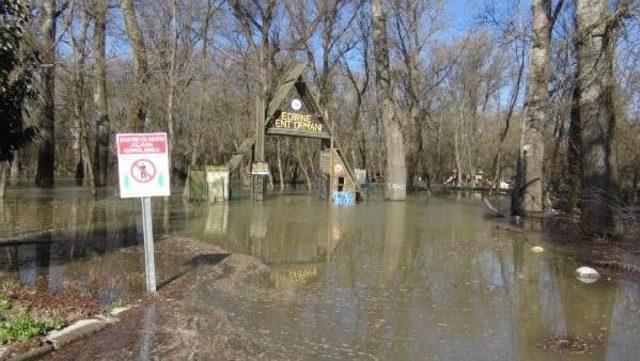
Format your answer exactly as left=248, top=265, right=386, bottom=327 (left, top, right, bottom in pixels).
left=0, top=299, right=10, bottom=314
left=0, top=298, right=62, bottom=345
left=101, top=297, right=128, bottom=312
left=0, top=314, right=62, bottom=344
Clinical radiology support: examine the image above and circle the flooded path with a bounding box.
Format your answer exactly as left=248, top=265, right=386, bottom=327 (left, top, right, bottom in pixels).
left=2, top=188, right=640, bottom=360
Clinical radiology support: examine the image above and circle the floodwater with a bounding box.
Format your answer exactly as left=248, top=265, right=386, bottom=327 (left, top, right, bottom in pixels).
left=1, top=186, right=640, bottom=360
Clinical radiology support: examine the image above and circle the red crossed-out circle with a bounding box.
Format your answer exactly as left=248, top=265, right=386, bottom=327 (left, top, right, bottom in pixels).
left=130, top=159, right=157, bottom=183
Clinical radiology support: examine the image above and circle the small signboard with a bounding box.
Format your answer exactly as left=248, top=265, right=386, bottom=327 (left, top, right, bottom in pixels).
left=320, top=150, right=332, bottom=174
left=265, top=89, right=330, bottom=139
left=116, top=132, right=170, bottom=293
left=251, top=162, right=270, bottom=175
left=117, top=133, right=170, bottom=198
left=355, top=169, right=367, bottom=185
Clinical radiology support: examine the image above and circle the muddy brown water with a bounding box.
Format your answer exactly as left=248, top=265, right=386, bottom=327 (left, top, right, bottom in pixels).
left=1, top=186, right=639, bottom=360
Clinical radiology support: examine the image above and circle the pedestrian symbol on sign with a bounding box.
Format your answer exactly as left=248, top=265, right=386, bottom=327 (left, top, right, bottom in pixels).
left=131, top=159, right=156, bottom=183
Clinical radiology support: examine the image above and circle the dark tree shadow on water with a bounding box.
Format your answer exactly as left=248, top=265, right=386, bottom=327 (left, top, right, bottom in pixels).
left=157, top=253, right=230, bottom=290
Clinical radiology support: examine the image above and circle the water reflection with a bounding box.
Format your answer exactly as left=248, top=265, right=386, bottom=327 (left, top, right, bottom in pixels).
left=0, top=193, right=145, bottom=303
left=204, top=203, right=228, bottom=235
left=606, top=282, right=640, bottom=360
left=190, top=197, right=636, bottom=360
left=1, top=189, right=639, bottom=359
left=138, top=306, right=156, bottom=361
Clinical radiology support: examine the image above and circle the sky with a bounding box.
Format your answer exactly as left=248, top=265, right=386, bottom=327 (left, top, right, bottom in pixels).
left=58, top=0, right=536, bottom=66
left=443, top=0, right=477, bottom=36
left=442, top=0, right=533, bottom=39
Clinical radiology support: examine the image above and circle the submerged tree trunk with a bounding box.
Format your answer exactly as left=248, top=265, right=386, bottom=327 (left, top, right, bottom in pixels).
left=35, top=0, right=57, bottom=188
left=405, top=108, right=421, bottom=192
left=93, top=0, right=110, bottom=187
left=120, top=0, right=150, bottom=132
left=454, top=112, right=463, bottom=187
left=294, top=141, right=312, bottom=191
left=276, top=139, right=284, bottom=192
left=576, top=0, right=621, bottom=237
left=371, top=0, right=406, bottom=200
left=0, top=162, right=8, bottom=198
left=9, top=155, right=20, bottom=185
left=491, top=42, right=525, bottom=195
left=513, top=0, right=552, bottom=215
left=72, top=117, right=82, bottom=184
left=70, top=4, right=96, bottom=195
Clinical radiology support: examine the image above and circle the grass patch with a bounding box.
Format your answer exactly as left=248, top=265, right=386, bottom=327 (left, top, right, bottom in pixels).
left=0, top=298, right=62, bottom=345
left=0, top=314, right=62, bottom=344
left=101, top=297, right=128, bottom=312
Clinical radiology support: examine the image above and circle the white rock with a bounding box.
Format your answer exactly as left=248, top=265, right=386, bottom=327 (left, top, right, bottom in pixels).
left=46, top=319, right=106, bottom=348
left=530, top=246, right=544, bottom=253
left=576, top=266, right=600, bottom=283
left=110, top=305, right=132, bottom=316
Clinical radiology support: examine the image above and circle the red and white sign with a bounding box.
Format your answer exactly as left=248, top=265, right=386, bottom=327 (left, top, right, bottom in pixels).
left=117, top=133, right=170, bottom=198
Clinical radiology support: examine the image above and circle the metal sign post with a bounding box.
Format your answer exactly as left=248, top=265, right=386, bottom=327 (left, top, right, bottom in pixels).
left=141, top=197, right=156, bottom=292
left=117, top=133, right=170, bottom=293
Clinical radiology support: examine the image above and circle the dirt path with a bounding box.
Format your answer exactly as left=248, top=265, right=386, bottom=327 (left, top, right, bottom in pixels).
left=42, top=237, right=294, bottom=360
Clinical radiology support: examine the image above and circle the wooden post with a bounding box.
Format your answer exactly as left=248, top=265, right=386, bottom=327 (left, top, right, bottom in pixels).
left=252, top=94, right=266, bottom=200
left=327, top=110, right=334, bottom=202
left=255, top=95, right=265, bottom=162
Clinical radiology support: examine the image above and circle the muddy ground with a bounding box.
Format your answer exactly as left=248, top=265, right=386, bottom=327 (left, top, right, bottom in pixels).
left=510, top=215, right=640, bottom=281
left=40, top=237, right=296, bottom=360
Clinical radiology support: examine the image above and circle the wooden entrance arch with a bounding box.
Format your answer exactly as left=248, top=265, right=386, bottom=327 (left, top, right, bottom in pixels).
left=228, top=62, right=361, bottom=201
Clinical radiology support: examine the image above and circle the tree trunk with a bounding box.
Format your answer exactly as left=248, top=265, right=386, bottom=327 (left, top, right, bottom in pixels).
left=435, top=114, right=443, bottom=182
left=72, top=117, right=82, bottom=185
left=454, top=113, right=463, bottom=187
left=371, top=0, right=406, bottom=200
left=120, top=0, right=149, bottom=132
left=566, top=83, right=582, bottom=211
left=514, top=0, right=551, bottom=215
left=35, top=0, right=57, bottom=188
left=405, top=107, right=421, bottom=192
left=276, top=139, right=284, bottom=192
left=576, top=0, right=621, bottom=237
left=0, top=162, right=8, bottom=198
left=71, top=5, right=96, bottom=195
left=9, top=155, right=20, bottom=185
left=491, top=43, right=525, bottom=195
left=294, top=141, right=312, bottom=191
left=93, top=0, right=110, bottom=187
left=465, top=122, right=475, bottom=187
left=167, top=0, right=178, bottom=184
left=190, top=0, right=213, bottom=169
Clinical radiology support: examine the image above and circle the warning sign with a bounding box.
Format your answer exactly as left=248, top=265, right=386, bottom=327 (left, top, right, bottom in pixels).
left=117, top=133, right=170, bottom=198
left=131, top=159, right=156, bottom=183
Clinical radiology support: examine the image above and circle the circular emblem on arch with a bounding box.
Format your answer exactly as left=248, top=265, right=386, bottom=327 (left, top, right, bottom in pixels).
left=291, top=98, right=302, bottom=111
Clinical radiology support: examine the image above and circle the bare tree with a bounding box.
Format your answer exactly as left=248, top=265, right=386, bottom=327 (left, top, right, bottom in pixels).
left=187, top=0, right=217, bottom=168
left=166, top=0, right=179, bottom=183
left=120, top=0, right=150, bottom=132
left=92, top=0, right=110, bottom=187
left=342, top=16, right=371, bottom=170
left=391, top=0, right=449, bottom=191
left=68, top=1, right=96, bottom=194
left=576, top=0, right=632, bottom=237
left=513, top=0, right=556, bottom=215
left=35, top=0, right=58, bottom=188
left=372, top=0, right=406, bottom=200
